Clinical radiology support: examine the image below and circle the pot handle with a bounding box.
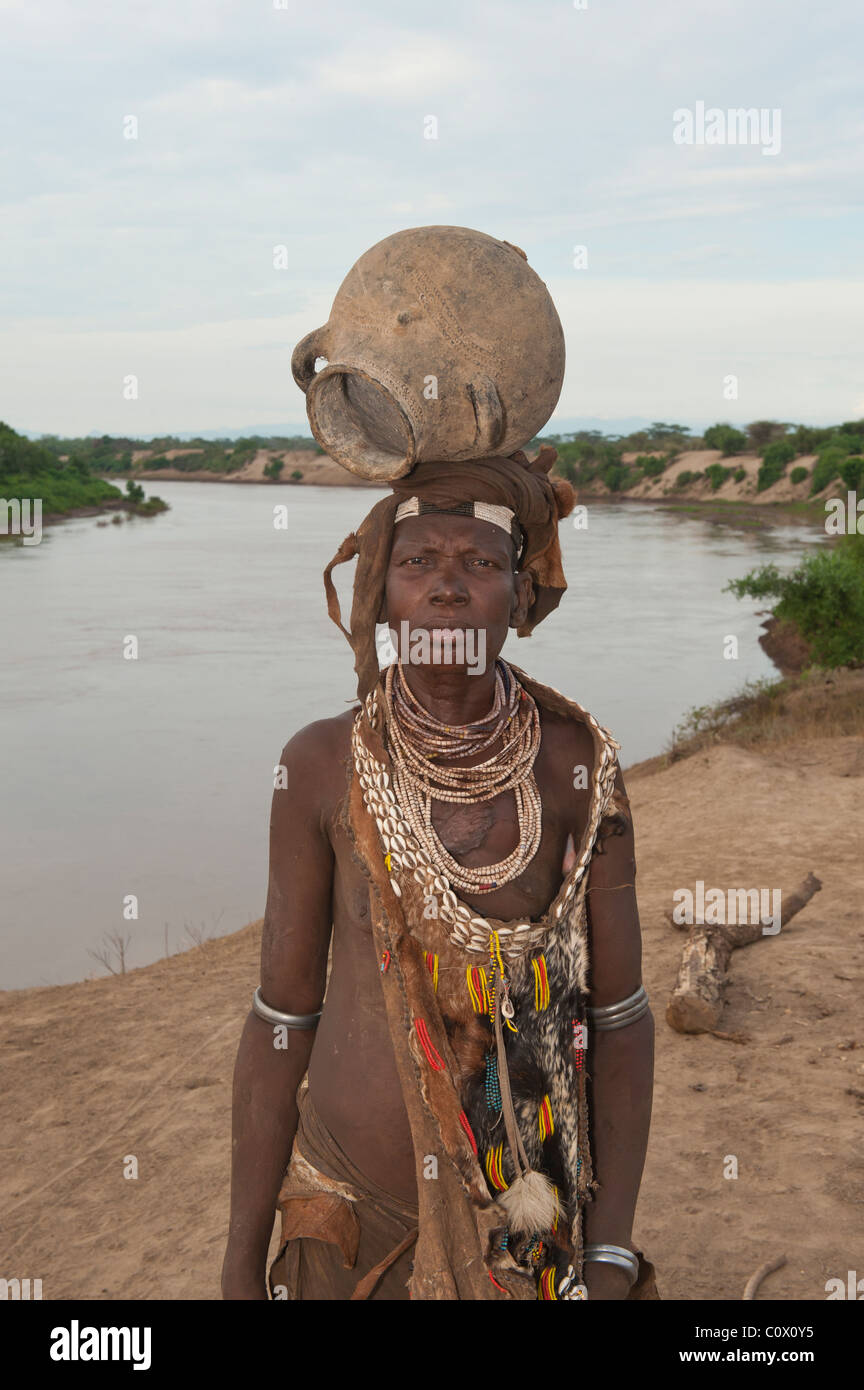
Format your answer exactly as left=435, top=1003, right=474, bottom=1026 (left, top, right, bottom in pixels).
left=291, top=328, right=328, bottom=393
left=468, top=376, right=505, bottom=453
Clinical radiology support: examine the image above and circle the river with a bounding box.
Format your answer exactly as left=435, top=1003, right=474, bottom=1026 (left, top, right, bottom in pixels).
left=0, top=480, right=822, bottom=987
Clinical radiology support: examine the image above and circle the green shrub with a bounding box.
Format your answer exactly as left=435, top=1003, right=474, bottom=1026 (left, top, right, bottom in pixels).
left=757, top=440, right=796, bottom=492
left=790, top=466, right=809, bottom=485
left=601, top=462, right=627, bottom=492
left=676, top=470, right=702, bottom=487
left=760, top=439, right=796, bottom=466
left=291, top=469, right=303, bottom=481
left=724, top=533, right=864, bottom=668
left=705, top=463, right=731, bottom=491
left=0, top=470, right=120, bottom=514
left=810, top=447, right=846, bottom=495
left=734, top=468, right=747, bottom=483
left=839, top=456, right=864, bottom=491
left=263, top=458, right=284, bottom=480
left=703, top=424, right=748, bottom=455
left=635, top=454, right=667, bottom=477
left=134, top=495, right=168, bottom=515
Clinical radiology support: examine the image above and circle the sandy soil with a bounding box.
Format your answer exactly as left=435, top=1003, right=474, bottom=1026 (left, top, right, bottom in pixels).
left=2, top=728, right=862, bottom=1301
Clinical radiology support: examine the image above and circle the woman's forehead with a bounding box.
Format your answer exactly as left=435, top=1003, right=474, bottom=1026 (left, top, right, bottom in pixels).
left=390, top=511, right=513, bottom=555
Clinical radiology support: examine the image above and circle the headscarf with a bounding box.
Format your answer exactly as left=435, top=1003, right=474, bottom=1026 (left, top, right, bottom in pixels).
left=323, top=446, right=575, bottom=699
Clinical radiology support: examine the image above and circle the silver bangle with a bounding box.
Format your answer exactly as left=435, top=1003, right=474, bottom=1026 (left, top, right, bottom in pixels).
left=587, top=984, right=650, bottom=1032
left=583, top=1243, right=639, bottom=1286
left=252, top=986, right=322, bottom=1029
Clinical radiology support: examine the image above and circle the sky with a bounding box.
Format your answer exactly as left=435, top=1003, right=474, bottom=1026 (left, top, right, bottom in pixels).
left=1, top=0, right=862, bottom=439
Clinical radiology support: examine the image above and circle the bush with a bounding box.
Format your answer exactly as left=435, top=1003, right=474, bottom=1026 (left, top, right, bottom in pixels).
left=810, top=447, right=846, bottom=495
left=790, top=466, right=809, bottom=485
left=760, top=439, right=796, bottom=466
left=134, top=495, right=168, bottom=515
left=263, top=459, right=284, bottom=480
left=839, top=457, right=864, bottom=491
left=635, top=454, right=667, bottom=477
left=757, top=440, right=796, bottom=492
left=676, top=470, right=702, bottom=487
left=703, top=424, right=748, bottom=456
left=705, top=463, right=731, bottom=491
left=734, top=468, right=747, bottom=483
left=724, top=533, right=864, bottom=668
left=290, top=469, right=303, bottom=481
left=0, top=470, right=120, bottom=514
left=756, top=463, right=781, bottom=492
left=601, top=462, right=628, bottom=492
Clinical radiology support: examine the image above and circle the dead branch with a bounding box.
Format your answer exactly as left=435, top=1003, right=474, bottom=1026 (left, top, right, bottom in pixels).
left=743, top=1255, right=787, bottom=1301
left=666, top=873, right=821, bottom=1035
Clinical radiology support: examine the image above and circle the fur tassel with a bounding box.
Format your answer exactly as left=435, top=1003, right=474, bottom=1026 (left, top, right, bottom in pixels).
left=498, top=1167, right=558, bottom=1235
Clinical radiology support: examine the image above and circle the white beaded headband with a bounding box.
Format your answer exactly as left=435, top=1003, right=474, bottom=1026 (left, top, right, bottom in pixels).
left=394, top=497, right=521, bottom=544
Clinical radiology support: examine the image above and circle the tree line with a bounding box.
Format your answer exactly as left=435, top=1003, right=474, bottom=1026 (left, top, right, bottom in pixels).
left=535, top=418, right=864, bottom=497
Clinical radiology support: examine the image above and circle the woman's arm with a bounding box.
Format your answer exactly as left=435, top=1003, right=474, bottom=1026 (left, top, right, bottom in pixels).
left=581, top=766, right=655, bottom=1300
left=221, top=725, right=335, bottom=1299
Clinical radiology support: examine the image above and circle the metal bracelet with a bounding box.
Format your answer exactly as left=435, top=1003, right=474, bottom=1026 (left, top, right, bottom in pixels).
left=587, top=984, right=650, bottom=1032
left=252, top=986, right=322, bottom=1029
left=583, top=1243, right=639, bottom=1286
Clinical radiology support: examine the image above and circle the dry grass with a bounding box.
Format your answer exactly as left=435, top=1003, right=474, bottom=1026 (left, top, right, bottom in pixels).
left=625, top=667, right=864, bottom=781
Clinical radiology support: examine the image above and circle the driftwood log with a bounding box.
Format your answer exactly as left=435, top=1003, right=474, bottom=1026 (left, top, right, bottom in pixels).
left=666, top=873, right=822, bottom=1035
left=743, top=1255, right=787, bottom=1300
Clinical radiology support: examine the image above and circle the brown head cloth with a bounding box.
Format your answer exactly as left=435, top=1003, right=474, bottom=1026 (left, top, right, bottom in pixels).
left=323, top=445, right=575, bottom=699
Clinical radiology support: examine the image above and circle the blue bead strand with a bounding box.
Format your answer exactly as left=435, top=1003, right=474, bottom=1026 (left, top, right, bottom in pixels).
left=485, top=1053, right=503, bottom=1113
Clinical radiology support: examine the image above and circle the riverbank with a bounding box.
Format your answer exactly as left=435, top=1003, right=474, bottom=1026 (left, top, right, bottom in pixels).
left=130, top=446, right=843, bottom=508
left=2, top=669, right=861, bottom=1300
left=135, top=447, right=380, bottom=489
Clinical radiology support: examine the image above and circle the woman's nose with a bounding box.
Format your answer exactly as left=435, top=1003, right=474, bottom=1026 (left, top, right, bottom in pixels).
left=429, top=564, right=469, bottom=604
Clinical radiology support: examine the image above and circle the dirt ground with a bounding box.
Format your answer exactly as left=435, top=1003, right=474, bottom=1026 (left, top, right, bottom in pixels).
left=2, top=726, right=862, bottom=1301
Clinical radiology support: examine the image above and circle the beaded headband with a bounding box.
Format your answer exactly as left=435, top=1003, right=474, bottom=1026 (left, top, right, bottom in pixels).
left=393, top=497, right=524, bottom=555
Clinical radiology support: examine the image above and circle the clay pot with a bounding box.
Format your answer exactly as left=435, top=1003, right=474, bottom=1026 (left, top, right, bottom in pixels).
left=292, top=225, right=565, bottom=481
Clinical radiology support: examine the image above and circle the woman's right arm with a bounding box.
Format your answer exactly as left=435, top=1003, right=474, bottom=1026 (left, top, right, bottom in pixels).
left=221, top=725, right=335, bottom=1300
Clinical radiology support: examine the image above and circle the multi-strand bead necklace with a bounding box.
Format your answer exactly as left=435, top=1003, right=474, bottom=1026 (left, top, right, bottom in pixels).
left=382, top=658, right=543, bottom=894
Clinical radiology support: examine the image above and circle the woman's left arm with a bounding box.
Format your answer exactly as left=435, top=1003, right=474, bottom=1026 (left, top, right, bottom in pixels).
left=580, top=766, right=655, bottom=1300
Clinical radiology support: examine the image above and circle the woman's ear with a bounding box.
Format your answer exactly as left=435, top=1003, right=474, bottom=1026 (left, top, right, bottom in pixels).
left=510, top=570, right=534, bottom=628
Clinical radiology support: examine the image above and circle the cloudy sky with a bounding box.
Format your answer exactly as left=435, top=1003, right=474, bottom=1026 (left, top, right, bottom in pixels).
left=1, top=0, right=862, bottom=437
